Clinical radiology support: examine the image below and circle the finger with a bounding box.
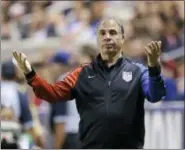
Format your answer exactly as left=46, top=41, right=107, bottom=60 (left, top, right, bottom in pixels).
left=149, top=42, right=157, bottom=55
left=14, top=51, right=20, bottom=63
left=20, top=53, right=23, bottom=62
left=12, top=51, right=16, bottom=58
left=12, top=51, right=15, bottom=56
left=152, top=41, right=160, bottom=56
left=157, top=41, right=162, bottom=53
left=23, top=58, right=27, bottom=68
left=12, top=51, right=16, bottom=59
left=20, top=53, right=26, bottom=63
left=19, top=53, right=23, bottom=63
left=152, top=41, right=158, bottom=51
left=158, top=41, right=161, bottom=48
left=12, top=51, right=20, bottom=68
left=148, top=43, right=154, bottom=51
left=145, top=47, right=152, bottom=56
left=155, top=41, right=161, bottom=55
left=22, top=53, right=27, bottom=63
left=13, top=51, right=19, bottom=62
left=148, top=42, right=156, bottom=53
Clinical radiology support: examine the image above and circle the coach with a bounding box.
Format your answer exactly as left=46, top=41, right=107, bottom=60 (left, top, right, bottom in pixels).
left=13, top=18, right=166, bottom=148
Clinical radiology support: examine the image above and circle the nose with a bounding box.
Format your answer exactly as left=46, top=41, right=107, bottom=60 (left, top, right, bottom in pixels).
left=103, top=33, right=111, bottom=41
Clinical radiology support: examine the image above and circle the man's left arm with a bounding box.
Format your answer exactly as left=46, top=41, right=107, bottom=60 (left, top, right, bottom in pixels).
left=140, top=41, right=166, bottom=102
left=140, top=65, right=166, bottom=103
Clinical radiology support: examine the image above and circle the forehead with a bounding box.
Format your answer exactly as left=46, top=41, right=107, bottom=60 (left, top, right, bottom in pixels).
left=98, top=19, right=120, bottom=31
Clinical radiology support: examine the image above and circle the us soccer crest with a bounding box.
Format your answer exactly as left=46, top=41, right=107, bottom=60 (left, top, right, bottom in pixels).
left=122, top=71, right=132, bottom=82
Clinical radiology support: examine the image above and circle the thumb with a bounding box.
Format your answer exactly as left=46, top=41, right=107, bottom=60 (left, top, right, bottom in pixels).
left=21, top=54, right=32, bottom=74
left=158, top=41, right=162, bottom=49
left=12, top=57, right=18, bottom=67
left=24, top=59, right=32, bottom=72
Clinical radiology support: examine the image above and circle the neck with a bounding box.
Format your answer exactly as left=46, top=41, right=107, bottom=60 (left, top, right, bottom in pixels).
left=102, top=52, right=122, bottom=67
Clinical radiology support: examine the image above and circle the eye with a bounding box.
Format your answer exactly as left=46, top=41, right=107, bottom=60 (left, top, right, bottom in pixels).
left=109, top=30, right=117, bottom=35
left=99, top=30, right=105, bottom=36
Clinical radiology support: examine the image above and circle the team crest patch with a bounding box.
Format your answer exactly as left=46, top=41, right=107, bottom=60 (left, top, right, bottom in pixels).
left=122, top=71, right=132, bottom=82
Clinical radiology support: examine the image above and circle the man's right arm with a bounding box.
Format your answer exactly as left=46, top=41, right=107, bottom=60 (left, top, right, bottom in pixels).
left=25, top=66, right=83, bottom=103
left=12, top=51, right=84, bottom=103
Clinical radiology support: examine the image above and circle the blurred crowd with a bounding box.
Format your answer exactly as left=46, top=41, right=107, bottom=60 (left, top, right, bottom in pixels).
left=1, top=1, right=184, bottom=149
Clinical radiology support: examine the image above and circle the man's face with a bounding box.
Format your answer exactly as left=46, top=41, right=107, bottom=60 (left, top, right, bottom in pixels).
left=97, top=19, right=124, bottom=60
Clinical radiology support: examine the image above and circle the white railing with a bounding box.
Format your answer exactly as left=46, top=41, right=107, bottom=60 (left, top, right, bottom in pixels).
left=144, top=101, right=184, bottom=149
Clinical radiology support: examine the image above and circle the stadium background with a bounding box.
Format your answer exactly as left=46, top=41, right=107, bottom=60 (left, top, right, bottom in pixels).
left=1, top=1, right=184, bottom=149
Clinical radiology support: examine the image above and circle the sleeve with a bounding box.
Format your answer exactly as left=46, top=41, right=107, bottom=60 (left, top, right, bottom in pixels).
left=52, top=101, right=67, bottom=124
left=25, top=66, right=84, bottom=103
left=19, top=92, right=34, bottom=130
left=137, top=63, right=166, bottom=103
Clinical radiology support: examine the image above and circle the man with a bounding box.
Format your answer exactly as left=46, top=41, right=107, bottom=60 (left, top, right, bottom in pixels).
left=49, top=51, right=80, bottom=149
left=1, top=60, right=36, bottom=146
left=12, top=18, right=166, bottom=148
left=79, top=44, right=98, bottom=64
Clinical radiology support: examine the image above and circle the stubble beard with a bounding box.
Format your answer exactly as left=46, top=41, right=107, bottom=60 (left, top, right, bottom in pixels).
left=101, top=47, right=122, bottom=63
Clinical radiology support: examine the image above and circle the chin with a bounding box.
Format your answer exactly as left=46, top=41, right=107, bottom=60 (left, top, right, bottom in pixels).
left=106, top=48, right=118, bottom=55
left=104, top=47, right=116, bottom=53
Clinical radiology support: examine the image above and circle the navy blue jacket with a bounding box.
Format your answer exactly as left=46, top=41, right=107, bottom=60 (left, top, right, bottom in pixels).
left=26, top=55, right=166, bottom=148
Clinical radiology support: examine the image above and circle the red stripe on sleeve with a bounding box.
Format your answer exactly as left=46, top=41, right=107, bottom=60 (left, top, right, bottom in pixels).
left=27, top=66, right=85, bottom=103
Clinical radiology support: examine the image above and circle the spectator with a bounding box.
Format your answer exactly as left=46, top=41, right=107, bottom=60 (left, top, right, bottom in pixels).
left=160, top=20, right=183, bottom=52
left=1, top=60, right=36, bottom=143
left=49, top=51, right=80, bottom=149
left=79, top=44, right=98, bottom=64
left=1, top=11, right=11, bottom=40
left=28, top=60, right=51, bottom=148
left=176, top=58, right=184, bottom=100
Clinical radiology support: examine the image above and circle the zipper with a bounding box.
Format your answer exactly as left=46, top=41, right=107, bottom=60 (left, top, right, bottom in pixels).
left=106, top=75, right=111, bottom=117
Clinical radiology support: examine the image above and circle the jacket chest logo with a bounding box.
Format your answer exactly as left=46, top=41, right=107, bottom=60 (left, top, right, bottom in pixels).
left=122, top=71, right=132, bottom=82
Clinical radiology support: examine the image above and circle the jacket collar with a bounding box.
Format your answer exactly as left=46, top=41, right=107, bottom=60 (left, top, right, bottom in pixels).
left=93, top=54, right=124, bottom=71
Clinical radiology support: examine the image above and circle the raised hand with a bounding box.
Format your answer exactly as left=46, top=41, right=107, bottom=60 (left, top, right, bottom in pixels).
left=145, top=41, right=161, bottom=67
left=12, top=51, right=32, bottom=74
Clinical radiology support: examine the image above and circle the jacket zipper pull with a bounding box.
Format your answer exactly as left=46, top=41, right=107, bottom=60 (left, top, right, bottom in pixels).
left=108, top=81, right=111, bottom=87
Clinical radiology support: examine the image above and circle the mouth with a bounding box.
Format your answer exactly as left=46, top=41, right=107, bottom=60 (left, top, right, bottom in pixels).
left=104, top=43, right=115, bottom=48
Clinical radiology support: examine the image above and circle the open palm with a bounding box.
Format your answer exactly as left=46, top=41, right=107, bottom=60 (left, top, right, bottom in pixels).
left=12, top=51, right=32, bottom=74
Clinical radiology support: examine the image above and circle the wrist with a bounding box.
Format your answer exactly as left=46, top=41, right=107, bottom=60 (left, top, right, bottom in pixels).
left=148, top=57, right=161, bottom=67
left=25, top=68, right=36, bottom=79
left=24, top=69, right=32, bottom=75
left=148, top=64, right=161, bottom=77
left=148, top=61, right=160, bottom=67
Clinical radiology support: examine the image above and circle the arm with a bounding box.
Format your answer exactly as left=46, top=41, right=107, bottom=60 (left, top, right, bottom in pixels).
left=140, top=40, right=166, bottom=102
left=19, top=92, right=38, bottom=146
left=54, top=123, right=66, bottom=149
left=19, top=92, right=34, bottom=130
left=139, top=64, right=166, bottom=103
left=51, top=101, right=67, bottom=149
left=25, top=66, right=83, bottom=103
left=12, top=51, right=83, bottom=103
left=29, top=101, right=45, bottom=148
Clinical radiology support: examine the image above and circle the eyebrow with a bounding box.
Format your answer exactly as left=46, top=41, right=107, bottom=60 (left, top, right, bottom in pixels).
left=99, top=28, right=118, bottom=32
